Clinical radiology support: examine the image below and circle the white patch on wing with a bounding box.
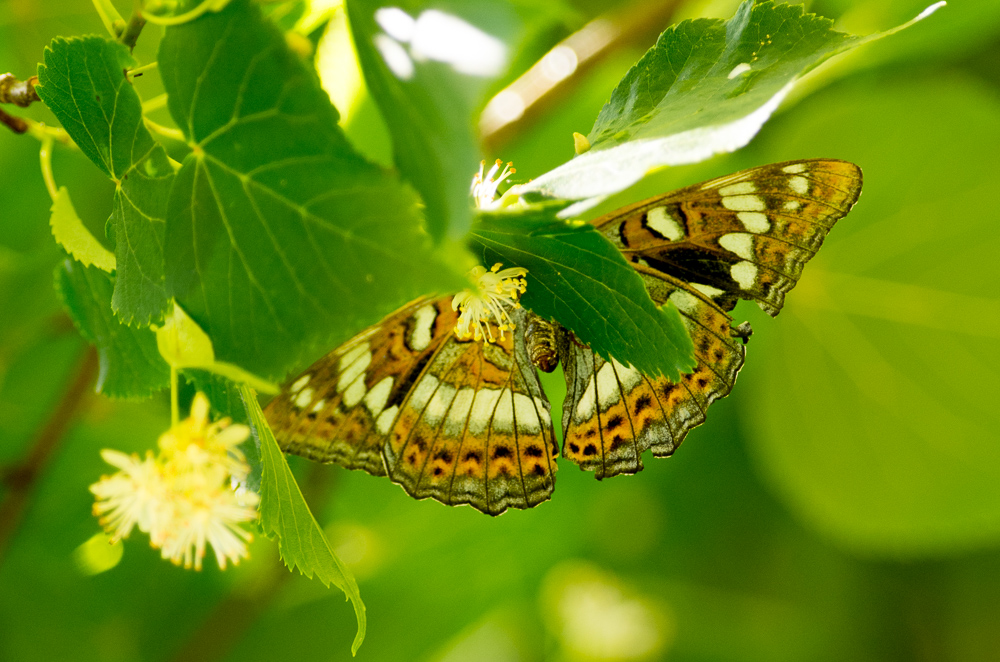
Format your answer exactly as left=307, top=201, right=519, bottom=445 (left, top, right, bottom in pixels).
left=409, top=374, right=439, bottom=412
left=534, top=396, right=552, bottom=426
left=423, top=384, right=457, bottom=427
left=290, top=374, right=310, bottom=393
left=669, top=290, right=699, bottom=314
left=338, top=343, right=370, bottom=372
left=731, top=261, right=759, bottom=290
left=294, top=387, right=314, bottom=409
left=783, top=199, right=801, bottom=211
left=363, top=376, right=393, bottom=417
left=788, top=176, right=809, bottom=195
left=514, top=393, right=541, bottom=434
left=376, top=405, right=400, bottom=435
left=468, top=388, right=502, bottom=435
left=443, top=388, right=475, bottom=436
left=596, top=362, right=621, bottom=410
left=574, top=377, right=597, bottom=423
left=782, top=163, right=807, bottom=174
left=737, top=211, right=770, bottom=233
left=492, top=389, right=515, bottom=433
left=612, top=358, right=642, bottom=392
left=690, top=283, right=726, bottom=298
left=311, top=399, right=326, bottom=413
left=719, top=181, right=756, bottom=196
left=343, top=375, right=367, bottom=408
left=719, top=232, right=755, bottom=260
left=337, top=348, right=372, bottom=392
left=646, top=206, right=684, bottom=241
left=722, top=195, right=765, bottom=212
left=407, top=304, right=437, bottom=351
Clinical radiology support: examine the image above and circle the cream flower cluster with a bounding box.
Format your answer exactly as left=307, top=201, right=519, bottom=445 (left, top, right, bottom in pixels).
left=90, top=393, right=259, bottom=571
left=452, top=263, right=528, bottom=343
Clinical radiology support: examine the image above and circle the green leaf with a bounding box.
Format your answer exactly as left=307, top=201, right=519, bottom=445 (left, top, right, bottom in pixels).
left=36, top=36, right=173, bottom=325
left=55, top=259, right=170, bottom=398
left=49, top=187, right=116, bottom=273
left=469, top=207, right=695, bottom=380
left=519, top=0, right=945, bottom=206
left=240, top=385, right=366, bottom=655
left=154, top=302, right=279, bottom=394
left=739, top=73, right=1000, bottom=557
left=159, top=0, right=464, bottom=380
left=346, top=0, right=519, bottom=239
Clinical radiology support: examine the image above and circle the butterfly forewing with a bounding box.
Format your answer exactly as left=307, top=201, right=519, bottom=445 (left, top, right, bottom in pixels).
left=264, top=296, right=454, bottom=476
left=593, top=159, right=862, bottom=316
left=559, top=267, right=746, bottom=478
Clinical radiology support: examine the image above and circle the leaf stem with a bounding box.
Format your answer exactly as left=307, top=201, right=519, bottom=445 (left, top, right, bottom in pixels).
left=144, top=117, right=186, bottom=142
left=91, top=0, right=126, bottom=38
left=119, top=7, right=147, bottom=51
left=129, top=61, right=159, bottom=77
left=171, top=367, right=179, bottom=426
left=142, top=0, right=231, bottom=26
left=142, top=93, right=169, bottom=114
left=0, top=346, right=99, bottom=568
left=39, top=136, right=58, bottom=201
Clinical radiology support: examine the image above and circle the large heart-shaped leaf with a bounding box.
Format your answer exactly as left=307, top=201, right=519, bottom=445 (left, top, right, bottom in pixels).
left=159, top=0, right=463, bottom=380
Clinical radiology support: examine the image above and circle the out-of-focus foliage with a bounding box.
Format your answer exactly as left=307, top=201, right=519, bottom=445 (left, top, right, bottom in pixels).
left=1, top=1, right=999, bottom=662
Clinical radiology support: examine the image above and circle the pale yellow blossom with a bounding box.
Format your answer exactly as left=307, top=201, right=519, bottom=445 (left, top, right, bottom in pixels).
left=90, top=393, right=258, bottom=571
left=471, top=159, right=516, bottom=209
left=452, top=263, right=528, bottom=342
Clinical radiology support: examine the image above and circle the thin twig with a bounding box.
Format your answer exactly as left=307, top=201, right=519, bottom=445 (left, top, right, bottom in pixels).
left=0, top=107, right=28, bottom=134
left=0, top=346, right=99, bottom=567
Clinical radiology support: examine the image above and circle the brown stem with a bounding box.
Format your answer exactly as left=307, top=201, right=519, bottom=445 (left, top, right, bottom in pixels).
left=0, top=346, right=99, bottom=566
left=0, top=73, right=41, bottom=108
left=0, top=107, right=28, bottom=134
left=167, top=463, right=339, bottom=662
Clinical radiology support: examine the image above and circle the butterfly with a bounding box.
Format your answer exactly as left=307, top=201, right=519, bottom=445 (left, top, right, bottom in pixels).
left=264, top=159, right=862, bottom=515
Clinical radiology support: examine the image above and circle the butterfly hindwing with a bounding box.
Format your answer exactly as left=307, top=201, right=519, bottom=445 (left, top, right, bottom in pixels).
left=267, top=298, right=557, bottom=516
left=593, top=159, right=862, bottom=315
left=559, top=267, right=746, bottom=478
left=383, top=306, right=557, bottom=515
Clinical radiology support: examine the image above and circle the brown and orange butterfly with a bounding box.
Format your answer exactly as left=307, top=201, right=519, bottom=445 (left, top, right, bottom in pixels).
left=265, top=159, right=862, bottom=515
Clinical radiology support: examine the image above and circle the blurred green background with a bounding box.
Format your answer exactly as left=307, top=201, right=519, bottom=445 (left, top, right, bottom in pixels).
left=2, top=0, right=999, bottom=660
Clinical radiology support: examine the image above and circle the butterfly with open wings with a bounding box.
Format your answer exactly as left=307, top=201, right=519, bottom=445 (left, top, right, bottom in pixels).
left=264, top=159, right=862, bottom=515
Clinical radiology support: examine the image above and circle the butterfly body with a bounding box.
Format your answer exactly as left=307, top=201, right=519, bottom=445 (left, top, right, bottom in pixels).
left=265, top=159, right=862, bottom=515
